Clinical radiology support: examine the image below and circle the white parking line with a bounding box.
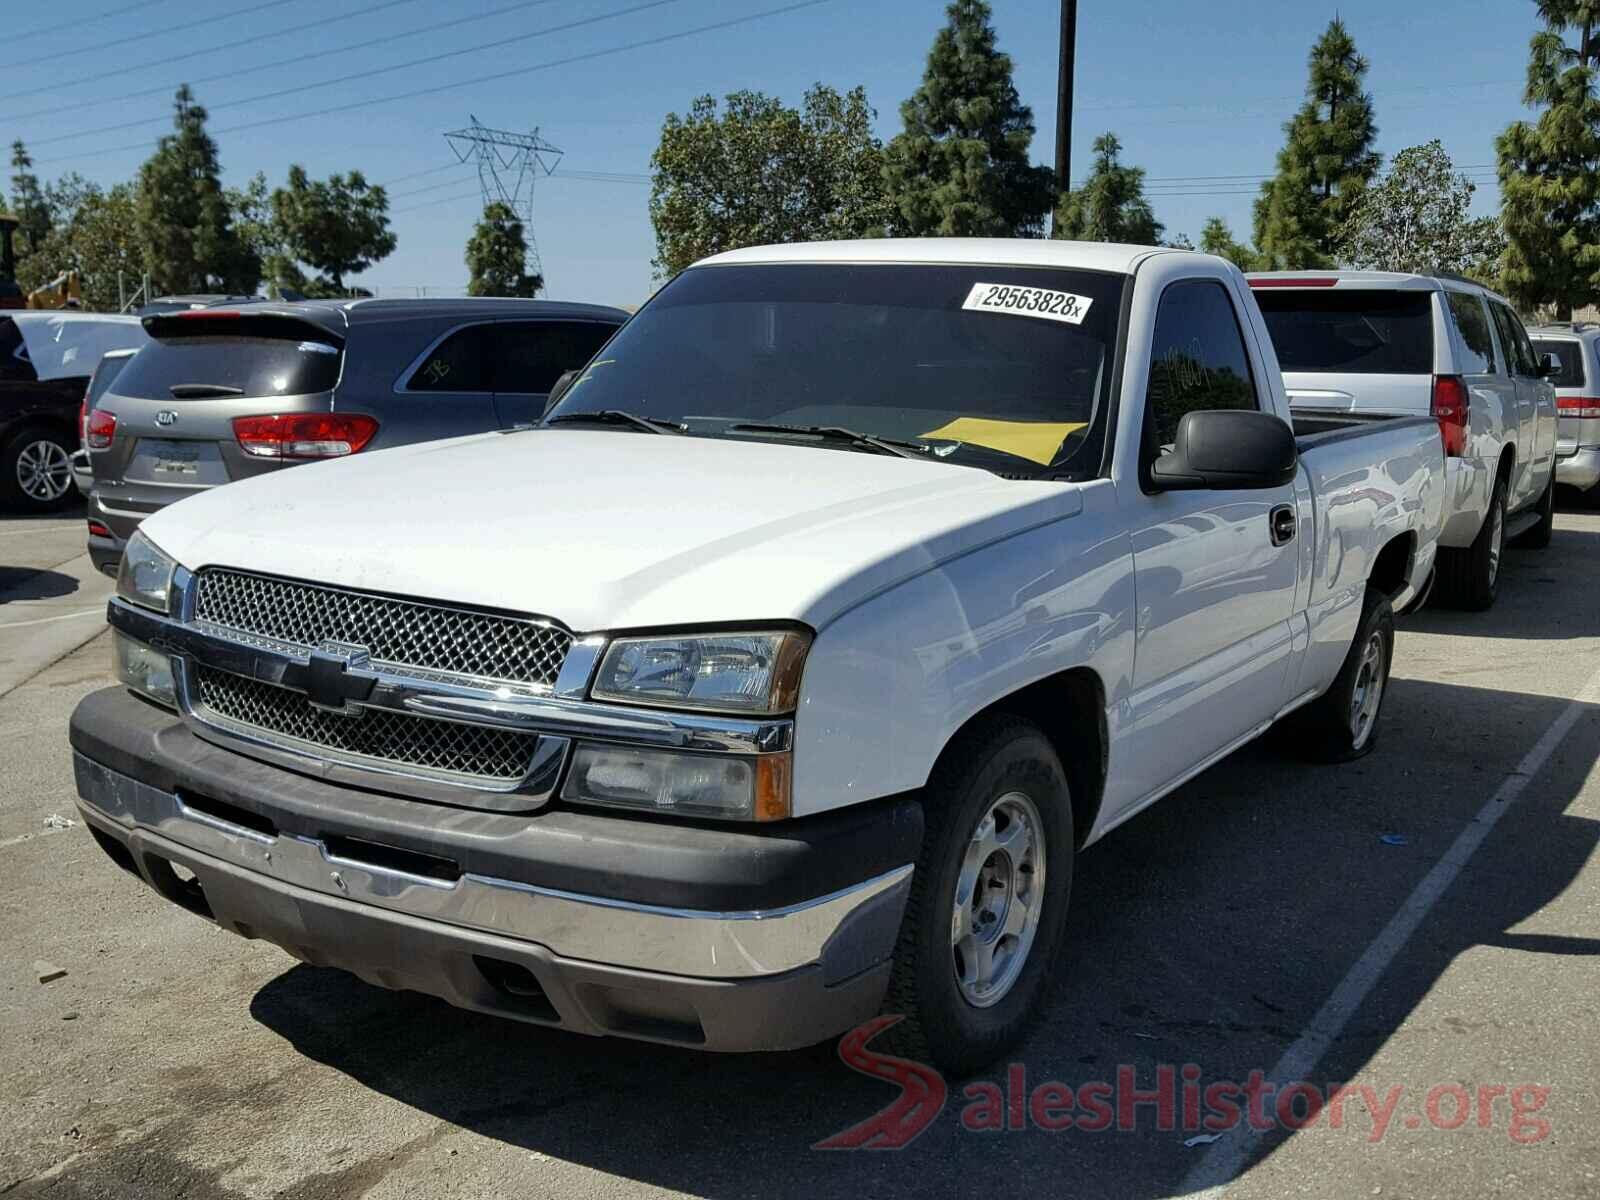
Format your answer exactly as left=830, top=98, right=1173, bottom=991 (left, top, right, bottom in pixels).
left=1183, top=661, right=1600, bottom=1196
left=0, top=608, right=103, bottom=629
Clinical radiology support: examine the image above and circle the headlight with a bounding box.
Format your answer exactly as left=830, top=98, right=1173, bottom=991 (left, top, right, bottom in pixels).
left=562, top=743, right=791, bottom=821
left=113, top=631, right=176, bottom=708
left=591, top=630, right=810, bottom=715
left=117, top=531, right=177, bottom=614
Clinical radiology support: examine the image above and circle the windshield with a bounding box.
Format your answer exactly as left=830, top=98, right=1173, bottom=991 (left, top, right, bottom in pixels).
left=545, top=263, right=1126, bottom=477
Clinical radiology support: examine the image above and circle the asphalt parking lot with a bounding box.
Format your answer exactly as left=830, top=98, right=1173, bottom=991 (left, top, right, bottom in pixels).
left=2, top=501, right=1598, bottom=1199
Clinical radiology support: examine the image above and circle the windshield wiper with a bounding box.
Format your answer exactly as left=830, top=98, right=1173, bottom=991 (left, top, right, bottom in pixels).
left=724, top=422, right=931, bottom=460
left=168, top=383, right=244, bottom=399
left=544, top=409, right=685, bottom=435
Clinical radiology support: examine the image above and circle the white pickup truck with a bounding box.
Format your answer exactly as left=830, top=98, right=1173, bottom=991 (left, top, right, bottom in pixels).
left=71, top=240, right=1445, bottom=1073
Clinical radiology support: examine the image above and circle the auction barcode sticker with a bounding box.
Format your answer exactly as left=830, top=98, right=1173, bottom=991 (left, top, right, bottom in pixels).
left=961, top=282, right=1093, bottom=326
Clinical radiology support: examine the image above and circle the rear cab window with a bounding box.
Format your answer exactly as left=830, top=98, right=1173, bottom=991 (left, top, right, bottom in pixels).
left=1531, top=339, right=1586, bottom=388
left=116, top=317, right=343, bottom=400
left=1254, top=289, right=1433, bottom=374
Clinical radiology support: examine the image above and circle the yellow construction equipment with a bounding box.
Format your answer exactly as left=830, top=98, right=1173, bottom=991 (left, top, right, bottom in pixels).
left=27, top=270, right=83, bottom=309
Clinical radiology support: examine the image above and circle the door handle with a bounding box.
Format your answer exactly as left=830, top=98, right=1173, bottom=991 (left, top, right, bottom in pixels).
left=1269, top=504, right=1297, bottom=546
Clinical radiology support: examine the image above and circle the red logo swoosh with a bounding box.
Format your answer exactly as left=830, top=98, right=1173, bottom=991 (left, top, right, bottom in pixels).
left=813, top=1015, right=948, bottom=1150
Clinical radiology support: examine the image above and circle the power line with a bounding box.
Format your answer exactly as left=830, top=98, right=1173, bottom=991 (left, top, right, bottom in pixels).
left=0, top=0, right=302, bottom=72
left=34, top=0, right=834, bottom=168
left=26, top=0, right=690, bottom=150
left=1, top=0, right=429, bottom=117
left=6, top=0, right=170, bottom=44
left=377, top=163, right=462, bottom=188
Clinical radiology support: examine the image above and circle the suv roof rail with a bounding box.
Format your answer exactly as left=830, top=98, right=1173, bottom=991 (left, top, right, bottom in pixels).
left=1429, top=270, right=1484, bottom=288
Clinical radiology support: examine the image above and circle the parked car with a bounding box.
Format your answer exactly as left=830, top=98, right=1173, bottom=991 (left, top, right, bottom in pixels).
left=1, top=312, right=148, bottom=513
left=1526, top=323, right=1600, bottom=505
left=70, top=347, right=138, bottom=498
left=85, top=297, right=627, bottom=575
left=1249, top=271, right=1559, bottom=610
left=72, top=240, right=1444, bottom=1073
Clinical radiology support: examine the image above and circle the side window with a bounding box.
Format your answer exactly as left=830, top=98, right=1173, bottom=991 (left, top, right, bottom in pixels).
left=1144, top=279, right=1260, bottom=452
left=1503, top=306, right=1540, bottom=377
left=1446, top=292, right=1497, bottom=375
left=491, top=321, right=617, bottom=393
left=403, top=324, right=494, bottom=392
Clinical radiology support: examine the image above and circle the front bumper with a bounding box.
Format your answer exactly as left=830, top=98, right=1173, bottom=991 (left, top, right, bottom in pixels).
left=1555, top=445, right=1600, bottom=493
left=70, top=687, right=919, bottom=1051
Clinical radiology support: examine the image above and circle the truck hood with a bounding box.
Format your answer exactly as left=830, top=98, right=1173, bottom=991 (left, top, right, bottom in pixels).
left=138, top=429, right=1083, bottom=632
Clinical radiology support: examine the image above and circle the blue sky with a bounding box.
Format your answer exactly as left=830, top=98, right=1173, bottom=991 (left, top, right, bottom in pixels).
left=4, top=0, right=1545, bottom=304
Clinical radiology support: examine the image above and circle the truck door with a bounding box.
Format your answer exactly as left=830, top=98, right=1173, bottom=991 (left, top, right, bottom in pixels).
left=1121, top=279, right=1301, bottom=811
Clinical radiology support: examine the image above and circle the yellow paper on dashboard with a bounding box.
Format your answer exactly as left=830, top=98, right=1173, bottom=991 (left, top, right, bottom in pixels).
left=919, top=418, right=1087, bottom=466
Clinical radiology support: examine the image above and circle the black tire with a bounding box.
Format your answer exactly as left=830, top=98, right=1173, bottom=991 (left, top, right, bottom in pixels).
left=1436, top=476, right=1506, bottom=611
left=1286, top=586, right=1395, bottom=763
left=881, top=715, right=1075, bottom=1077
left=1510, top=472, right=1555, bottom=549
left=0, top=425, right=77, bottom=514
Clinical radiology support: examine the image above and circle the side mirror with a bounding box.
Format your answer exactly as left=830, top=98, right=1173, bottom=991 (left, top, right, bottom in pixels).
left=1539, top=352, right=1563, bottom=379
left=1149, top=409, right=1298, bottom=491
left=542, top=368, right=582, bottom=419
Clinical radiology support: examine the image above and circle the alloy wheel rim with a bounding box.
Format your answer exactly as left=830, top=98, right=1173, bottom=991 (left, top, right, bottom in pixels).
left=951, top=790, right=1046, bottom=1008
left=1487, top=500, right=1504, bottom=586
left=1348, top=629, right=1387, bottom=749
left=16, top=439, right=72, bottom=501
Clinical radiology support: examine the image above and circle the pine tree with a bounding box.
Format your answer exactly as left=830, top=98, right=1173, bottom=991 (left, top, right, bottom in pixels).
left=8, top=141, right=51, bottom=260
left=1253, top=19, right=1380, bottom=269
left=882, top=0, right=1058, bottom=237
left=1199, top=217, right=1257, bottom=270
left=1052, top=133, right=1162, bottom=244
left=270, top=165, right=396, bottom=295
left=466, top=202, right=542, bottom=297
left=1497, top=1, right=1600, bottom=317
left=135, top=86, right=258, bottom=294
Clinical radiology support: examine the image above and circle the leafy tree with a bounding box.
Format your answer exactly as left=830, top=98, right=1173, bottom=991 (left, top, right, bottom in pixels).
left=1497, top=1, right=1600, bottom=317
left=1199, top=216, right=1257, bottom=270
left=1052, top=133, right=1162, bottom=244
left=649, top=84, right=892, bottom=277
left=1340, top=140, right=1506, bottom=277
left=269, top=164, right=396, bottom=295
left=466, top=202, right=542, bottom=296
left=135, top=86, right=258, bottom=293
left=881, top=0, right=1057, bottom=237
left=1253, top=19, right=1381, bottom=269
left=9, top=141, right=51, bottom=260
left=15, top=182, right=142, bottom=311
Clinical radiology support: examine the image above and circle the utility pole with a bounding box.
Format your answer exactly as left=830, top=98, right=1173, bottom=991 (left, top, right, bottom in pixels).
left=444, top=116, right=564, bottom=292
left=1055, top=0, right=1077, bottom=191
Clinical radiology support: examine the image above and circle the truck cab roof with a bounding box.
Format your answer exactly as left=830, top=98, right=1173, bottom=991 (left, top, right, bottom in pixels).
left=699, top=237, right=1204, bottom=275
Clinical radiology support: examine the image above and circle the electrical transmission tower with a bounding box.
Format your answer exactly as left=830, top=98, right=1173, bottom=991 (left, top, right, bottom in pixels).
left=445, top=116, right=563, bottom=286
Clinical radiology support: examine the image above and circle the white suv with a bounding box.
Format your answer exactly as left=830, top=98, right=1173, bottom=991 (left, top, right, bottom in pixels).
left=1527, top=323, right=1600, bottom=505
left=1249, top=271, right=1560, bottom=610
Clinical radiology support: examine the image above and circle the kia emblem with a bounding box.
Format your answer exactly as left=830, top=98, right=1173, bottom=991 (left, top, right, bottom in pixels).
left=155, top=410, right=178, bottom=427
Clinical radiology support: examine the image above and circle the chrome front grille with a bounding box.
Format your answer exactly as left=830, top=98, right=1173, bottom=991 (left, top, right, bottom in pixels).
left=193, top=664, right=541, bottom=784
left=193, top=569, right=571, bottom=690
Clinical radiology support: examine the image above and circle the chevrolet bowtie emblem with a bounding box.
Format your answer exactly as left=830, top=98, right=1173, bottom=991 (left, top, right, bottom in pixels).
left=283, top=641, right=378, bottom=715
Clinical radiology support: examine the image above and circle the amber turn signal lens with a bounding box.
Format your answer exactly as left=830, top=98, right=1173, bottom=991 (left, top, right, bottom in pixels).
left=754, top=754, right=792, bottom=822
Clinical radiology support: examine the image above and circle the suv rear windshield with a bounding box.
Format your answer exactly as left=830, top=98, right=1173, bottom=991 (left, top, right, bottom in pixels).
left=1531, top=339, right=1587, bottom=388
left=1255, top=289, right=1434, bottom=374
left=114, top=335, right=342, bottom=400
left=545, top=263, right=1127, bottom=478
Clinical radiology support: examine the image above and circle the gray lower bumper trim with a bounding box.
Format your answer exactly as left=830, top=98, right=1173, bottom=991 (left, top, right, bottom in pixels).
left=73, top=752, right=912, bottom=982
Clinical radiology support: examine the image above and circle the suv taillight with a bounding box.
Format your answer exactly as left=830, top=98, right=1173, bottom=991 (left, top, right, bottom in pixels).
left=1431, top=375, right=1469, bottom=457
left=86, top=408, right=117, bottom=450
left=232, top=413, right=378, bottom=459
left=1557, top=396, right=1600, bottom=418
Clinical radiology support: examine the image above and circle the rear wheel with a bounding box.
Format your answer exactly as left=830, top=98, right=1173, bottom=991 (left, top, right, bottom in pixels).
left=1286, top=586, right=1395, bottom=763
left=0, top=426, right=76, bottom=513
left=882, top=716, right=1074, bottom=1076
left=1510, top=472, right=1555, bottom=549
left=1437, top=476, right=1506, bottom=611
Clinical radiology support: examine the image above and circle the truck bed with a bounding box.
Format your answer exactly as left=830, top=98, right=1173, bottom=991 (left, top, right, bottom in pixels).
left=1291, top=409, right=1439, bottom=451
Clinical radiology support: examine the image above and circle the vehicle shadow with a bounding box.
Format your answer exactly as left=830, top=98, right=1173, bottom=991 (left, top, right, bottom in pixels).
left=0, top=567, right=80, bottom=602
left=249, top=666, right=1600, bottom=1198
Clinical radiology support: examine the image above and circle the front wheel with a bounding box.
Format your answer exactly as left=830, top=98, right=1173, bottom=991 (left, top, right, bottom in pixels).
left=1287, top=586, right=1395, bottom=763
left=882, top=716, right=1075, bottom=1076
left=0, top=427, right=77, bottom=513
